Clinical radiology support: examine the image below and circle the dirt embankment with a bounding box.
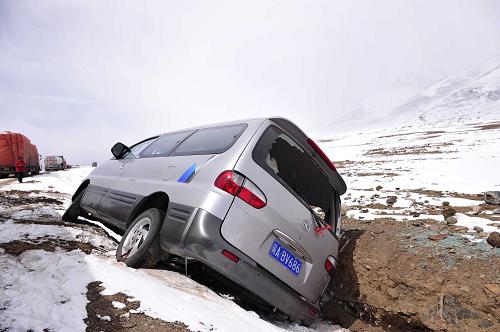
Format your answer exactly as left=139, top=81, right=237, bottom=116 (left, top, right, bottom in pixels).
left=323, top=217, right=500, bottom=332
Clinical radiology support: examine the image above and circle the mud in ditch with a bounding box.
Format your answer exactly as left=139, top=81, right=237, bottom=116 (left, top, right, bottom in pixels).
left=85, top=281, right=190, bottom=332
left=323, top=218, right=500, bottom=331
left=325, top=300, right=432, bottom=332
left=0, top=239, right=97, bottom=255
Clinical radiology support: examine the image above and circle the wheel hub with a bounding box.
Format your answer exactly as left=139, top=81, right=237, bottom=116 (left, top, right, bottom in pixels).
left=121, top=217, right=151, bottom=259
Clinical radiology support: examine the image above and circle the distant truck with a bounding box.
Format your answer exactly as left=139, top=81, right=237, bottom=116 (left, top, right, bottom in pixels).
left=0, top=131, right=41, bottom=177
left=44, top=156, right=67, bottom=171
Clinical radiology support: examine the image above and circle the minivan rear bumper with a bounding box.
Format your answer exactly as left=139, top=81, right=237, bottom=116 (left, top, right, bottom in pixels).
left=183, top=208, right=320, bottom=325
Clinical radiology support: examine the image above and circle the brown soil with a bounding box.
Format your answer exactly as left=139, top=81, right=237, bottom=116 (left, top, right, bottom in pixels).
left=0, top=239, right=96, bottom=255
left=13, top=219, right=66, bottom=226
left=364, top=145, right=447, bottom=157
left=474, top=122, right=500, bottom=131
left=323, top=217, right=500, bottom=331
left=377, top=131, right=446, bottom=139
left=407, top=189, right=483, bottom=201
left=0, top=190, right=63, bottom=205
left=356, top=172, right=400, bottom=177
left=85, top=282, right=190, bottom=332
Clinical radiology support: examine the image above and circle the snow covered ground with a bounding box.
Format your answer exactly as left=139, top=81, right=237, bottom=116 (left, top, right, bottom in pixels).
left=0, top=168, right=345, bottom=332
left=319, top=120, right=500, bottom=238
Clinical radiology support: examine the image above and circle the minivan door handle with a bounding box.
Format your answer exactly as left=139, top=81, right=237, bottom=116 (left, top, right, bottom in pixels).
left=273, top=230, right=313, bottom=263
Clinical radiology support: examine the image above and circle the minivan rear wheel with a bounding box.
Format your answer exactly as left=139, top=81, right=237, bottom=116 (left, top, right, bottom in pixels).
left=116, top=208, right=164, bottom=268
left=62, top=189, right=85, bottom=223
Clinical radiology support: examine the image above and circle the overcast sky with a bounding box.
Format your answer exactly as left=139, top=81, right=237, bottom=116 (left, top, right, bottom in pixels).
left=1, top=0, right=499, bottom=165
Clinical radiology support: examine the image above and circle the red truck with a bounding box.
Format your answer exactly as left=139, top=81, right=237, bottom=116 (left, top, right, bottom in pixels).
left=0, top=132, right=41, bottom=178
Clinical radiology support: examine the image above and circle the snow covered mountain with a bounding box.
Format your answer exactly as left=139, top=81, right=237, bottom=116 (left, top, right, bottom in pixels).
left=384, top=56, right=500, bottom=127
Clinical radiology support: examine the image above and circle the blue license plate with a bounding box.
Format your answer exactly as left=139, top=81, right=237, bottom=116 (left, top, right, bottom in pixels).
left=268, top=240, right=302, bottom=276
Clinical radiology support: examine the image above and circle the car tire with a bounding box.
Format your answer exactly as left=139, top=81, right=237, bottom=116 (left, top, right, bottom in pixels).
left=116, top=208, right=164, bottom=269
left=62, top=189, right=85, bottom=223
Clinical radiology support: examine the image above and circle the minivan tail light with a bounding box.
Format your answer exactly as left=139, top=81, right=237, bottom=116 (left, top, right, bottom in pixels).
left=307, top=138, right=336, bottom=171
left=238, top=179, right=267, bottom=209
left=325, top=256, right=337, bottom=275
left=214, top=170, right=244, bottom=195
left=214, top=170, right=267, bottom=209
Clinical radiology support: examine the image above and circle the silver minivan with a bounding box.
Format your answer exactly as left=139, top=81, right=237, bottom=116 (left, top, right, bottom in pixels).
left=63, top=117, right=346, bottom=324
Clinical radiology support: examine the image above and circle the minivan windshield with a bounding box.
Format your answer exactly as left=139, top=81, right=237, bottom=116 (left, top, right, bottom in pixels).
left=253, top=126, right=335, bottom=225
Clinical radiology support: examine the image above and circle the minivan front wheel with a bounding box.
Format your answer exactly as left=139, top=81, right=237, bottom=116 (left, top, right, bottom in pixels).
left=116, top=208, right=164, bottom=268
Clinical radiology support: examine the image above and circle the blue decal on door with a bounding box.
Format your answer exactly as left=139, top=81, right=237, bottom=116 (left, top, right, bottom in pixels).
left=177, top=163, right=196, bottom=183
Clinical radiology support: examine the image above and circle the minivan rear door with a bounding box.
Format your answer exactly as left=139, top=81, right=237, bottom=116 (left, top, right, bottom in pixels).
left=220, top=122, right=340, bottom=303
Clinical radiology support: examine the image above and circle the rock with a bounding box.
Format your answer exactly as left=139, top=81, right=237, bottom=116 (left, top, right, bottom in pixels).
left=479, top=320, right=494, bottom=329
left=376, top=185, right=383, bottom=191
left=442, top=201, right=450, bottom=206
left=387, top=288, right=399, bottom=300
left=479, top=274, right=486, bottom=279
left=442, top=207, right=456, bottom=219
left=492, top=208, right=500, bottom=215
left=484, top=191, right=500, bottom=205
left=361, top=208, right=369, bottom=213
left=459, top=286, right=470, bottom=293
left=472, top=205, right=481, bottom=215
left=473, top=226, right=483, bottom=233
left=477, top=232, right=488, bottom=238
left=340, top=203, right=349, bottom=216
left=428, top=224, right=443, bottom=231
left=386, top=196, right=397, bottom=205
left=412, top=212, right=420, bottom=218
left=365, top=265, right=372, bottom=270
left=424, top=200, right=429, bottom=203
left=119, top=313, right=130, bottom=321
left=486, top=232, right=500, bottom=248
left=446, top=216, right=458, bottom=225
left=428, top=234, right=448, bottom=241
left=484, top=284, right=500, bottom=297
left=406, top=192, right=411, bottom=198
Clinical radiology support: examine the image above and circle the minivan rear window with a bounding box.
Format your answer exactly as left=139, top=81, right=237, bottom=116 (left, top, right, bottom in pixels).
left=171, top=123, right=247, bottom=156
left=253, top=126, right=335, bottom=224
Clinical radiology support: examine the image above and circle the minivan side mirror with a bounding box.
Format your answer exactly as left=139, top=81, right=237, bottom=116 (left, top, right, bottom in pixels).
left=111, top=142, right=131, bottom=159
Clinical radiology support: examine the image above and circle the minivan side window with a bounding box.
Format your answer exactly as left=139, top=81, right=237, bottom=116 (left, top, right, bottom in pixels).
left=139, top=131, right=193, bottom=158
left=123, top=136, right=159, bottom=159
left=171, top=124, right=247, bottom=156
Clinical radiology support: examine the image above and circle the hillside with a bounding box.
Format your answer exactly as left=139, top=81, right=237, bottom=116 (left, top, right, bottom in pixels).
left=384, top=56, right=500, bottom=127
